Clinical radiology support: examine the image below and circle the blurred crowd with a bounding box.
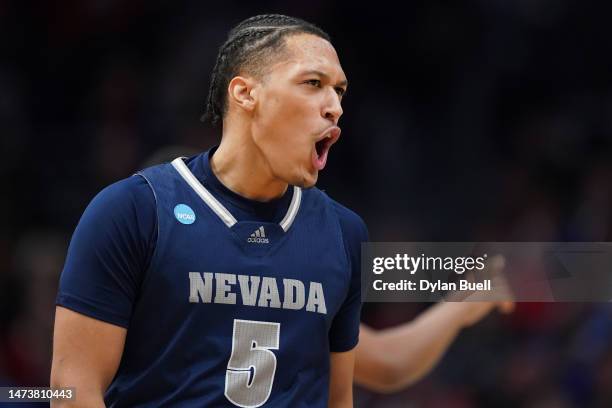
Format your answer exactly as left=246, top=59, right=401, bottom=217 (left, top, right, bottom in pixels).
left=2, top=0, right=612, bottom=406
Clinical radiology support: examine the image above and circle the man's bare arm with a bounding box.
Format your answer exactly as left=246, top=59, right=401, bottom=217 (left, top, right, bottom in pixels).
left=355, top=301, right=513, bottom=393
left=50, top=306, right=127, bottom=407
left=328, top=350, right=355, bottom=408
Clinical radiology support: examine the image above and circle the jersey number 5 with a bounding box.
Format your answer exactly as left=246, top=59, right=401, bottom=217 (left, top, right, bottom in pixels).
left=225, top=319, right=280, bottom=407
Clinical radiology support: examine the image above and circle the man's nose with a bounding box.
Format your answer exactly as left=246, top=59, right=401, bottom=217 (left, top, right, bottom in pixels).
left=322, top=90, right=343, bottom=122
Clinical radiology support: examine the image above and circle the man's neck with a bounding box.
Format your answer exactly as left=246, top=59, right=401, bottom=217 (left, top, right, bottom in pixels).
left=210, top=127, right=288, bottom=202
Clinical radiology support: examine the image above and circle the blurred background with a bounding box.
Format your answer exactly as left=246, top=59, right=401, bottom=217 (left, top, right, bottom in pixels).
left=2, top=0, right=612, bottom=406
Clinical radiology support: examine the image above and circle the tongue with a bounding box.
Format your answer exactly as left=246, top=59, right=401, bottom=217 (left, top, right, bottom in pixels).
left=313, top=145, right=329, bottom=170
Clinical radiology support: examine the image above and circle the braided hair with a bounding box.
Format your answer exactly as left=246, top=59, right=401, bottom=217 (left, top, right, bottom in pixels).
left=202, top=14, right=330, bottom=125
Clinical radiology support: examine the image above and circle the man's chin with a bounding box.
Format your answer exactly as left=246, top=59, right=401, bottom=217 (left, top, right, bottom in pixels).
left=275, top=165, right=318, bottom=188
left=296, top=180, right=316, bottom=189
left=294, top=170, right=318, bottom=189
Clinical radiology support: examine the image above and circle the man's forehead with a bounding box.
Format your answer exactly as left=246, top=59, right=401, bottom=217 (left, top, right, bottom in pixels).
left=285, top=33, right=337, bottom=56
left=280, top=34, right=347, bottom=81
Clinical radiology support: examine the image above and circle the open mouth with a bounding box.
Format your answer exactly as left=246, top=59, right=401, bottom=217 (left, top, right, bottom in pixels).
left=312, top=127, right=341, bottom=171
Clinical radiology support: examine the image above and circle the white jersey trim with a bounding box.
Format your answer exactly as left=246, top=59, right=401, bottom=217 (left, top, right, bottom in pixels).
left=280, top=185, right=301, bottom=232
left=172, top=157, right=237, bottom=227
left=171, top=157, right=301, bottom=232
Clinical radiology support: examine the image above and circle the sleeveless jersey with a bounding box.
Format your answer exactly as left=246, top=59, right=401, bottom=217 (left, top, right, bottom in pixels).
left=95, top=155, right=362, bottom=407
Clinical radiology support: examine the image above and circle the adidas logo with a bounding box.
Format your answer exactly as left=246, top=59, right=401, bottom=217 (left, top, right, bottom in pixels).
left=247, top=226, right=270, bottom=244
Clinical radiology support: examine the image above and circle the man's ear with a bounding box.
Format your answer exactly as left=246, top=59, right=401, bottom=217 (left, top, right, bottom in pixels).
left=228, top=76, right=257, bottom=113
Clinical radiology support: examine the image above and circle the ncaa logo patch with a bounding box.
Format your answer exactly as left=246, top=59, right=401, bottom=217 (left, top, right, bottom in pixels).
left=174, top=204, right=196, bottom=225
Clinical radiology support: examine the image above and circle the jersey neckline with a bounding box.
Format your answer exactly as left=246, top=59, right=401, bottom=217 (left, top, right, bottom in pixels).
left=171, top=155, right=302, bottom=232
left=200, top=147, right=294, bottom=218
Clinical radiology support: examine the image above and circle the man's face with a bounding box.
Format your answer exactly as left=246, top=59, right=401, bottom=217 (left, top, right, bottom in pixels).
left=250, top=33, right=347, bottom=188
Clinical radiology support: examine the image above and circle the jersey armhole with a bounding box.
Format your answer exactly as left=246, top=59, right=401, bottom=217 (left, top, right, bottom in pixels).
left=134, top=173, right=161, bottom=294
left=324, top=194, right=353, bottom=299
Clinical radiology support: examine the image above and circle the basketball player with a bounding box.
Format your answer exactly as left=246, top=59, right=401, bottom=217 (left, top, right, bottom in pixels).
left=51, top=15, right=363, bottom=407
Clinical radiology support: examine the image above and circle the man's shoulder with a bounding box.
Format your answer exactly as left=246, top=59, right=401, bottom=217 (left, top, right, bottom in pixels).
left=94, top=174, right=155, bottom=209
left=80, top=175, right=156, bottom=234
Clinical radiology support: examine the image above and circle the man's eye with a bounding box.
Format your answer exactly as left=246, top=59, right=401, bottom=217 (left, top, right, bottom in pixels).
left=305, top=79, right=321, bottom=87
left=335, top=87, right=346, bottom=97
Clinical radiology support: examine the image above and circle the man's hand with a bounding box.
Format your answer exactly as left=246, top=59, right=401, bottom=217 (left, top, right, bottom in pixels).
left=456, top=301, right=514, bottom=328
left=446, top=254, right=515, bottom=328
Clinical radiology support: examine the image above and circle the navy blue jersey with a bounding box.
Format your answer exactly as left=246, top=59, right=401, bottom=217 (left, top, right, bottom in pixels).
left=57, top=148, right=367, bottom=407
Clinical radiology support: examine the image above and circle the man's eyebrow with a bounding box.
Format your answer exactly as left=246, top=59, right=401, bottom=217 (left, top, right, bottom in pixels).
left=301, top=70, right=348, bottom=87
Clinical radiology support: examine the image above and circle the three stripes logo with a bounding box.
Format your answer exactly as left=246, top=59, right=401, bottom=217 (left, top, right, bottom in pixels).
left=247, top=226, right=270, bottom=244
